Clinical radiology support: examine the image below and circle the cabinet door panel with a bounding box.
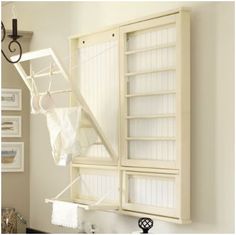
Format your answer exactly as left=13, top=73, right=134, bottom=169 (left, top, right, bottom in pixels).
left=120, top=15, right=178, bottom=169
left=122, top=171, right=179, bottom=218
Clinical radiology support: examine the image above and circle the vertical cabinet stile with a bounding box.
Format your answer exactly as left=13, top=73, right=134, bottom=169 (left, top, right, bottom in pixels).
left=120, top=30, right=128, bottom=168
left=176, top=10, right=191, bottom=221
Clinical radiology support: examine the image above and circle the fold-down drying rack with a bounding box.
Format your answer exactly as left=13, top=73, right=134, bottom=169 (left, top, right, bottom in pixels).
left=45, top=176, right=119, bottom=211
left=11, top=48, right=117, bottom=163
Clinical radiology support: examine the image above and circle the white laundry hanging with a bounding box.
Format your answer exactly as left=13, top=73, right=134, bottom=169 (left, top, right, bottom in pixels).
left=51, top=200, right=78, bottom=228
left=30, top=67, right=55, bottom=114
left=28, top=62, right=98, bottom=166
left=46, top=106, right=97, bottom=166
left=49, top=176, right=81, bottom=228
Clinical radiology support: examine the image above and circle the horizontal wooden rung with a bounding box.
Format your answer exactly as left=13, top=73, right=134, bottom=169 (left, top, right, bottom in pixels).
left=38, top=89, right=72, bottom=96
left=93, top=142, right=103, bottom=145
left=74, top=155, right=110, bottom=158
left=80, top=125, right=93, bottom=128
left=126, top=137, right=176, bottom=141
left=126, top=67, right=175, bottom=77
left=125, top=42, right=176, bottom=55
left=46, top=198, right=119, bottom=211
left=73, top=199, right=119, bottom=211
left=125, top=90, right=176, bottom=98
left=126, top=114, right=176, bottom=119
left=26, top=70, right=61, bottom=79
left=120, top=166, right=179, bottom=175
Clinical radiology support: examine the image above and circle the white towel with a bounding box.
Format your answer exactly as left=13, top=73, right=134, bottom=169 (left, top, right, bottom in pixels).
left=51, top=201, right=78, bottom=228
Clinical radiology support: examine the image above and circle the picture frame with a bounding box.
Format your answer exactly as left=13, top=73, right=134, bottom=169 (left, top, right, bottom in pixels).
left=1, top=89, right=22, bottom=111
left=1, top=142, right=24, bottom=172
left=1, top=116, right=22, bottom=138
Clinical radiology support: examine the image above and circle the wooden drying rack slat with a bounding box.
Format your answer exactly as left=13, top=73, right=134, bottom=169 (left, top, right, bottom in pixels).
left=92, top=142, right=104, bottom=145
left=45, top=199, right=119, bottom=211
left=126, top=137, right=176, bottom=141
left=126, top=90, right=176, bottom=98
left=125, top=42, right=176, bottom=55
left=126, top=67, right=176, bottom=77
left=26, top=70, right=62, bottom=79
left=126, top=114, right=176, bottom=119
left=38, top=89, right=72, bottom=96
left=73, top=198, right=119, bottom=210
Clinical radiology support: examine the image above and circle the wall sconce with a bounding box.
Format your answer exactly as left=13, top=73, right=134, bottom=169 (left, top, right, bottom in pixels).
left=1, top=18, right=22, bottom=64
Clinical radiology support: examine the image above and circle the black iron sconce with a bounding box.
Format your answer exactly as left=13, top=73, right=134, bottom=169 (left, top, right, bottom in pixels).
left=1, top=18, right=22, bottom=64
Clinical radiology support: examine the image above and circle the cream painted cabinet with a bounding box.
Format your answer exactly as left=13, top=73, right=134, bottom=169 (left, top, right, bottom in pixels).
left=70, top=8, right=190, bottom=224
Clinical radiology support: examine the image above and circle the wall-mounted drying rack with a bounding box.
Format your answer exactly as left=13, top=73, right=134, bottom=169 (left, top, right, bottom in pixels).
left=11, top=48, right=118, bottom=165
left=12, top=7, right=190, bottom=224
left=68, top=8, right=190, bottom=224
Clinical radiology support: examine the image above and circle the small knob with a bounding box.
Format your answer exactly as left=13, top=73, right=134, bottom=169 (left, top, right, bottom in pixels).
left=138, top=217, right=153, bottom=234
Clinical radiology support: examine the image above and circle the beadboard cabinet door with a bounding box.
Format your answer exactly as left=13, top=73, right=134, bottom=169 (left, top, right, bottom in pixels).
left=119, top=10, right=190, bottom=223
left=70, top=28, right=120, bottom=165
left=119, top=12, right=190, bottom=170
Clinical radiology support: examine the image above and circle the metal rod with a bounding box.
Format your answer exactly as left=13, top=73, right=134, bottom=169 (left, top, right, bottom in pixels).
left=54, top=176, right=81, bottom=199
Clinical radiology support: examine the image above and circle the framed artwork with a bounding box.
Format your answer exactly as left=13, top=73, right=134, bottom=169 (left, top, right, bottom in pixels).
left=1, top=116, right=22, bottom=138
left=1, top=89, right=22, bottom=111
left=1, top=142, right=24, bottom=172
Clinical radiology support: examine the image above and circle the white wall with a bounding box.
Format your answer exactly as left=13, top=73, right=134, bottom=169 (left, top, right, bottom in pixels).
left=1, top=31, right=32, bottom=233
left=2, top=2, right=74, bottom=233
left=2, top=1, right=234, bottom=234
left=16, top=3, right=74, bottom=233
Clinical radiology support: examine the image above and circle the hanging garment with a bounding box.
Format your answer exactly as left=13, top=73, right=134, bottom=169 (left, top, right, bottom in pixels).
left=46, top=107, right=98, bottom=166
left=31, top=92, right=55, bottom=114
left=30, top=74, right=55, bottom=114
left=51, top=200, right=78, bottom=228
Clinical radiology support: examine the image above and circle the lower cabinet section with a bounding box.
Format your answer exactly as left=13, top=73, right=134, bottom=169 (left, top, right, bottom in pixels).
left=121, top=170, right=179, bottom=218
left=71, top=164, right=190, bottom=223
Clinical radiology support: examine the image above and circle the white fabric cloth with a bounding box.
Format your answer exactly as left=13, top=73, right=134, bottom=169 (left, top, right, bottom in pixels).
left=31, top=92, right=55, bottom=114
left=51, top=201, right=78, bottom=228
left=46, top=107, right=97, bottom=166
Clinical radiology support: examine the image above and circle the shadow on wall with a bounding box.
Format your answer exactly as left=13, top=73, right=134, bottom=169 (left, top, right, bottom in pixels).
left=190, top=6, right=217, bottom=225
